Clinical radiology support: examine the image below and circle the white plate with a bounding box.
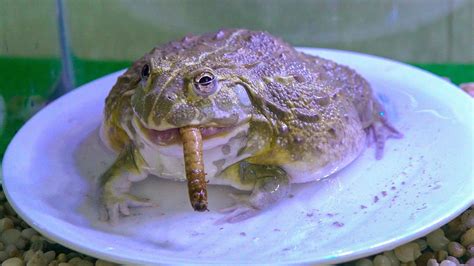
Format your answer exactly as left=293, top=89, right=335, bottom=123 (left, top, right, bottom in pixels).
left=3, top=48, right=473, bottom=265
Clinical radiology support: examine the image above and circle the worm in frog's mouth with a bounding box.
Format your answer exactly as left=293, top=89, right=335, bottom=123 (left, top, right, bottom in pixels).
left=134, top=119, right=237, bottom=146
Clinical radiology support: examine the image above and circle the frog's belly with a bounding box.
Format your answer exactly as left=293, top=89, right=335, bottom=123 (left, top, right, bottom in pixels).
left=136, top=124, right=252, bottom=189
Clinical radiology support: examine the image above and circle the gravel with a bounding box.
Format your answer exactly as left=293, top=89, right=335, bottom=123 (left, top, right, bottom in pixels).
left=0, top=187, right=472, bottom=265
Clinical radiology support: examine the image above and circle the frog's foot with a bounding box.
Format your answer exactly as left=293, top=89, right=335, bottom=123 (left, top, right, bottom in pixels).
left=99, top=190, right=153, bottom=223
left=367, top=117, right=403, bottom=160
left=98, top=144, right=152, bottom=224
left=216, top=166, right=290, bottom=224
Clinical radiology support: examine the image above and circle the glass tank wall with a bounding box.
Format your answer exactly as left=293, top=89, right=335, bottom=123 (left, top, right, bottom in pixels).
left=0, top=0, right=473, bottom=160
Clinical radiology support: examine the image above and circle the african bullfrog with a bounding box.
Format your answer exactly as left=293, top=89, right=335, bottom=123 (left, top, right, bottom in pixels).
left=99, top=29, right=402, bottom=223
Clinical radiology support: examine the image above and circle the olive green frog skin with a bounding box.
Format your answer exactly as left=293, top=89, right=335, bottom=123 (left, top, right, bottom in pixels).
left=99, top=29, right=402, bottom=223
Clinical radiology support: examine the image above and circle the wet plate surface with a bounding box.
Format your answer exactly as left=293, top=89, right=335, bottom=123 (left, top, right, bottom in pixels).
left=3, top=48, right=473, bottom=265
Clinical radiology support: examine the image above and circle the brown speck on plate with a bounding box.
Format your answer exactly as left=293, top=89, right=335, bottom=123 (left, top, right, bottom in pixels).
left=332, top=221, right=344, bottom=227
left=373, top=196, right=379, bottom=203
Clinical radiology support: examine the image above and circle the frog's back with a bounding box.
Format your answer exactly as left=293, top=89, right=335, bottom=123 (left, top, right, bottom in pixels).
left=202, top=30, right=369, bottom=180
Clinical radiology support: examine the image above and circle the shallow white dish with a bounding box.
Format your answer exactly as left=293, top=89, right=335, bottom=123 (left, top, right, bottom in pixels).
left=3, top=48, right=473, bottom=265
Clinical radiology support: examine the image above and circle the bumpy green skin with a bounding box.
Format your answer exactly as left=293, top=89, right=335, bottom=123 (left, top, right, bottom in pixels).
left=104, top=29, right=376, bottom=167
left=100, top=29, right=399, bottom=222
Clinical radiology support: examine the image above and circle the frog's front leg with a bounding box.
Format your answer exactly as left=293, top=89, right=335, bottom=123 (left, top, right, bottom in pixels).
left=217, top=161, right=290, bottom=224
left=99, top=144, right=152, bottom=223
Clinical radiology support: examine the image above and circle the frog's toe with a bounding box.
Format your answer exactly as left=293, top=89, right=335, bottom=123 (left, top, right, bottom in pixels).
left=124, top=193, right=153, bottom=208
left=99, top=204, right=110, bottom=222
left=100, top=202, right=120, bottom=224
left=369, top=120, right=403, bottom=159
left=101, top=193, right=153, bottom=223
left=119, top=203, right=130, bottom=216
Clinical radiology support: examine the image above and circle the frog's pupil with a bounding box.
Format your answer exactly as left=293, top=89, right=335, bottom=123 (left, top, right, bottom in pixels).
left=198, top=76, right=212, bottom=85
left=141, top=64, right=150, bottom=79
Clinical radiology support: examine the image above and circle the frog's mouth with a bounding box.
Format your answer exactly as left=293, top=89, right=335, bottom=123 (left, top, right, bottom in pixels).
left=142, top=126, right=235, bottom=145
left=132, top=117, right=241, bottom=146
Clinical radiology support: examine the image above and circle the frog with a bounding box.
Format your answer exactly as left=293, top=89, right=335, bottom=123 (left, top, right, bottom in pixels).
left=99, top=29, right=402, bottom=223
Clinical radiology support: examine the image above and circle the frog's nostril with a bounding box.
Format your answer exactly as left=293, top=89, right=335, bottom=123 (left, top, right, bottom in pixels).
left=164, top=92, right=178, bottom=101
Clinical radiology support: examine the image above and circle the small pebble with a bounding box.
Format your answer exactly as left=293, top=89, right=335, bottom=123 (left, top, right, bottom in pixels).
left=445, top=216, right=465, bottom=240
left=21, top=228, right=37, bottom=240
left=27, top=251, right=46, bottom=266
left=445, top=256, right=460, bottom=265
left=355, top=258, right=373, bottom=266
left=447, top=241, right=465, bottom=258
left=77, top=261, right=93, bottom=266
left=30, top=235, right=40, bottom=242
left=439, top=260, right=457, bottom=266
left=44, top=250, right=56, bottom=264
left=466, top=258, right=474, bottom=266
left=435, top=250, right=448, bottom=262
left=461, top=228, right=474, bottom=246
left=23, top=249, right=35, bottom=261
left=68, top=257, right=82, bottom=265
left=66, top=253, right=81, bottom=261
left=0, top=251, right=9, bottom=262
left=58, top=263, right=72, bottom=266
left=49, top=261, right=59, bottom=266
left=7, top=216, right=21, bottom=226
left=394, top=242, right=421, bottom=262
left=6, top=243, right=20, bottom=257
left=1, top=228, right=21, bottom=245
left=0, top=218, right=14, bottom=233
left=383, top=251, right=400, bottom=266
left=82, top=257, right=94, bottom=263
left=427, top=259, right=440, bottom=266
left=30, top=238, right=45, bottom=251
left=415, top=251, right=435, bottom=266
left=373, top=255, right=391, bottom=266
left=467, top=244, right=474, bottom=257
left=427, top=229, right=450, bottom=251
left=414, top=238, right=427, bottom=251
left=1, top=257, right=24, bottom=266
left=57, top=253, right=67, bottom=263
left=15, top=237, right=27, bottom=250
left=461, top=210, right=474, bottom=229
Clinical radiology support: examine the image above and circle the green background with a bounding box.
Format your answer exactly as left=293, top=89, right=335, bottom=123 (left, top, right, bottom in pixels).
left=1, top=0, right=473, bottom=159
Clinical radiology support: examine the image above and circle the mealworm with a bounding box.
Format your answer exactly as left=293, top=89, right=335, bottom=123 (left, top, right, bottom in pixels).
left=179, top=126, right=208, bottom=211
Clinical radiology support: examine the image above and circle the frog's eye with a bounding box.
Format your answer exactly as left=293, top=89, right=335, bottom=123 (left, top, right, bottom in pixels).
left=193, top=72, right=217, bottom=96
left=141, top=64, right=150, bottom=81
